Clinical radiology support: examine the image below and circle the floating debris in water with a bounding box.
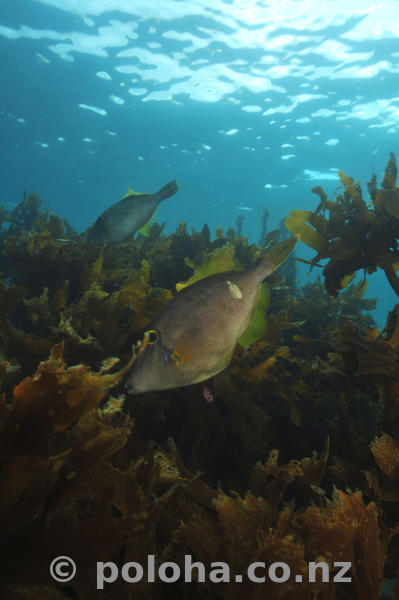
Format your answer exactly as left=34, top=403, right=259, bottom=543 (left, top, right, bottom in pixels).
left=79, top=103, right=107, bottom=115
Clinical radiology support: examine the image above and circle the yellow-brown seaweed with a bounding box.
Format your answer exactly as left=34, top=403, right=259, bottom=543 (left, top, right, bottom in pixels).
left=1, top=180, right=399, bottom=600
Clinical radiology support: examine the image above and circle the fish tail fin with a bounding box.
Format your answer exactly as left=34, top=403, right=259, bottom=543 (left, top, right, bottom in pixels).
left=263, top=234, right=300, bottom=271
left=160, top=180, right=179, bottom=200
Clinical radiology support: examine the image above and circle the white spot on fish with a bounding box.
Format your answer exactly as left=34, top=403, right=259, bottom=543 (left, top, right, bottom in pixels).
left=227, top=281, right=242, bottom=299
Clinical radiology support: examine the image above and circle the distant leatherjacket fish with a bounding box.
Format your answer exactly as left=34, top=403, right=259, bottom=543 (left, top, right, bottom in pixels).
left=88, top=180, right=179, bottom=245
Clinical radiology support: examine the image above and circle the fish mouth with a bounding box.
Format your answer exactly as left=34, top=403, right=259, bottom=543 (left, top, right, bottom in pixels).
left=125, top=330, right=155, bottom=394
left=125, top=378, right=136, bottom=394
left=125, top=373, right=145, bottom=395
left=87, top=232, right=99, bottom=245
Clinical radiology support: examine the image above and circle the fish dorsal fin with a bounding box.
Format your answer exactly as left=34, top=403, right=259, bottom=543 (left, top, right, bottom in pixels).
left=176, top=256, right=244, bottom=292
left=238, top=281, right=270, bottom=348
left=122, top=187, right=149, bottom=199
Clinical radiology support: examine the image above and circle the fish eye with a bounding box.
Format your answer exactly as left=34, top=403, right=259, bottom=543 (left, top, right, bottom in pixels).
left=147, top=330, right=159, bottom=344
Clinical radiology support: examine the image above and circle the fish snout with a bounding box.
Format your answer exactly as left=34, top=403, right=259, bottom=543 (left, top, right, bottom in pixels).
left=87, top=229, right=98, bottom=245
left=125, top=378, right=139, bottom=394
left=125, top=372, right=144, bottom=395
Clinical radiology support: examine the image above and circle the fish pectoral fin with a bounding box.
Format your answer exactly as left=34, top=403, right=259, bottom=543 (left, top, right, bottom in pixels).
left=238, top=281, right=270, bottom=348
left=170, top=338, right=193, bottom=366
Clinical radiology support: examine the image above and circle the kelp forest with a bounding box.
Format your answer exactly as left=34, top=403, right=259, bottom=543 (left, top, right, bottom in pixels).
left=2, top=153, right=399, bottom=600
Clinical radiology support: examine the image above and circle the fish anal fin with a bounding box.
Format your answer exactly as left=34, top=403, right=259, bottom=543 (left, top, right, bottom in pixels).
left=238, top=282, right=270, bottom=348
left=138, top=206, right=160, bottom=237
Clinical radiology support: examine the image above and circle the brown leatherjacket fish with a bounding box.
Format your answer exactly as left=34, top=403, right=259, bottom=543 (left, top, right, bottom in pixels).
left=125, top=235, right=299, bottom=394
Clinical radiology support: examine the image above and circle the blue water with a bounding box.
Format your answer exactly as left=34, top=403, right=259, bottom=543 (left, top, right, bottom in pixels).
left=1, top=0, right=399, bottom=324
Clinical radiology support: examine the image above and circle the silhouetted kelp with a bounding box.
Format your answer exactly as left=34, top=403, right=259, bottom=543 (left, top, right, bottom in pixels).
left=1, top=166, right=399, bottom=599
left=258, top=205, right=270, bottom=246
left=235, top=213, right=244, bottom=236
left=286, top=151, right=399, bottom=298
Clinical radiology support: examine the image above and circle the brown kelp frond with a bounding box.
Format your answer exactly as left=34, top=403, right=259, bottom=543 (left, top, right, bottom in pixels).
left=0, top=340, right=134, bottom=459
left=286, top=152, right=399, bottom=297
